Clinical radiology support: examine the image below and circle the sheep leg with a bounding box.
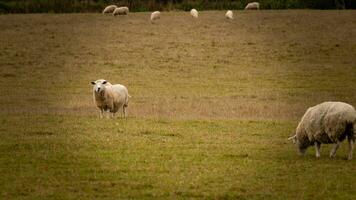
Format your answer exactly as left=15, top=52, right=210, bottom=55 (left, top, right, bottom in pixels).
left=347, top=138, right=354, bottom=160
left=99, top=108, right=104, bottom=119
left=123, top=106, right=127, bottom=118
left=314, top=142, right=321, bottom=158
left=329, top=142, right=340, bottom=158
left=105, top=110, right=111, bottom=119
left=108, top=100, right=114, bottom=119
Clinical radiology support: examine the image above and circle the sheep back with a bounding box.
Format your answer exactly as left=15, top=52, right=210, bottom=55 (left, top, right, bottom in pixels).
left=245, top=2, right=260, bottom=10
left=103, top=5, right=118, bottom=13
left=296, top=102, right=356, bottom=147
left=151, top=11, right=161, bottom=21
left=225, top=10, right=233, bottom=19
left=113, top=6, right=129, bottom=16
left=190, top=9, right=198, bottom=18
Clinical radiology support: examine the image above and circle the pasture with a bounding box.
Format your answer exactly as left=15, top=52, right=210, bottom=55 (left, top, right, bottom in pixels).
left=0, top=10, right=355, bottom=199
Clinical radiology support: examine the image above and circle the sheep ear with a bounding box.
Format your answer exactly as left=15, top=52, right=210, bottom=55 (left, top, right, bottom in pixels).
left=288, top=135, right=297, bottom=144
left=91, top=81, right=95, bottom=85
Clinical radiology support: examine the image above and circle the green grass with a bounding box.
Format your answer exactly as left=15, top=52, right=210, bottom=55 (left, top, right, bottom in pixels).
left=1, top=115, right=355, bottom=199
left=0, top=10, right=356, bottom=199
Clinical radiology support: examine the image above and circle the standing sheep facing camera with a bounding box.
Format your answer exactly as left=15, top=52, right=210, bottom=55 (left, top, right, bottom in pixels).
left=113, top=6, right=129, bottom=16
left=225, top=10, right=233, bottom=19
left=102, top=5, right=118, bottom=14
left=150, top=11, right=161, bottom=22
left=91, top=79, right=130, bottom=118
left=288, top=102, right=356, bottom=160
left=190, top=9, right=198, bottom=18
left=245, top=2, right=260, bottom=10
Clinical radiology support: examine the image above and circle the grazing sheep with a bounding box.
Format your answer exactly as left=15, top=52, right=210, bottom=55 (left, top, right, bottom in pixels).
left=102, top=5, right=118, bottom=14
left=91, top=79, right=130, bottom=118
left=190, top=9, right=198, bottom=18
left=150, top=11, right=161, bottom=22
left=288, top=102, right=356, bottom=160
left=245, top=2, right=260, bottom=10
left=113, top=6, right=129, bottom=16
left=225, top=10, right=233, bottom=19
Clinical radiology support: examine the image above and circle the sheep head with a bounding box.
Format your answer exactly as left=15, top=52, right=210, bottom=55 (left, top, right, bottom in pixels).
left=288, top=134, right=308, bottom=156
left=91, top=79, right=109, bottom=93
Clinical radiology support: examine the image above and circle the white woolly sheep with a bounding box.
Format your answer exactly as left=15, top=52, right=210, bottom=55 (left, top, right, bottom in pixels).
left=113, top=6, right=129, bottom=16
left=150, top=11, right=161, bottom=22
left=91, top=79, right=130, bottom=118
left=190, top=9, right=198, bottom=18
left=225, top=10, right=233, bottom=19
left=245, top=2, right=260, bottom=10
left=288, top=102, right=356, bottom=160
left=102, top=5, right=118, bottom=14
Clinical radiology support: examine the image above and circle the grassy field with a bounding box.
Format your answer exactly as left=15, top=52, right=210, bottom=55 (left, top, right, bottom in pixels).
left=0, top=10, right=356, bottom=199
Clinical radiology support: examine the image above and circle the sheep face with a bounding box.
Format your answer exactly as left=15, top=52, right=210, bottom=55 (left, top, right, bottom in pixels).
left=289, top=135, right=309, bottom=155
left=91, top=79, right=108, bottom=93
left=296, top=140, right=309, bottom=155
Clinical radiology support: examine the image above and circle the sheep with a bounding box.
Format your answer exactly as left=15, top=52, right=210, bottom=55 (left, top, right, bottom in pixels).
left=225, top=10, right=233, bottom=20
left=150, top=11, right=161, bottom=22
left=288, top=102, right=356, bottom=160
left=190, top=9, right=198, bottom=18
left=113, top=6, right=129, bottom=16
left=245, top=2, right=260, bottom=10
left=102, top=5, right=118, bottom=14
left=91, top=79, right=130, bottom=119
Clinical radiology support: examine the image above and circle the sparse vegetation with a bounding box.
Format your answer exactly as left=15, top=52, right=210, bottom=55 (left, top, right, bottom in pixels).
left=0, top=10, right=355, bottom=199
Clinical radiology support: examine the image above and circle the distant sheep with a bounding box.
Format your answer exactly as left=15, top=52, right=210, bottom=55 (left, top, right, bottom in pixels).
left=245, top=2, right=260, bottom=10
left=150, top=11, right=161, bottom=22
left=102, top=5, right=118, bottom=14
left=91, top=79, right=130, bottom=118
left=190, top=9, right=198, bottom=18
left=288, top=102, right=356, bottom=160
left=225, top=10, right=233, bottom=19
left=113, top=6, right=129, bottom=16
